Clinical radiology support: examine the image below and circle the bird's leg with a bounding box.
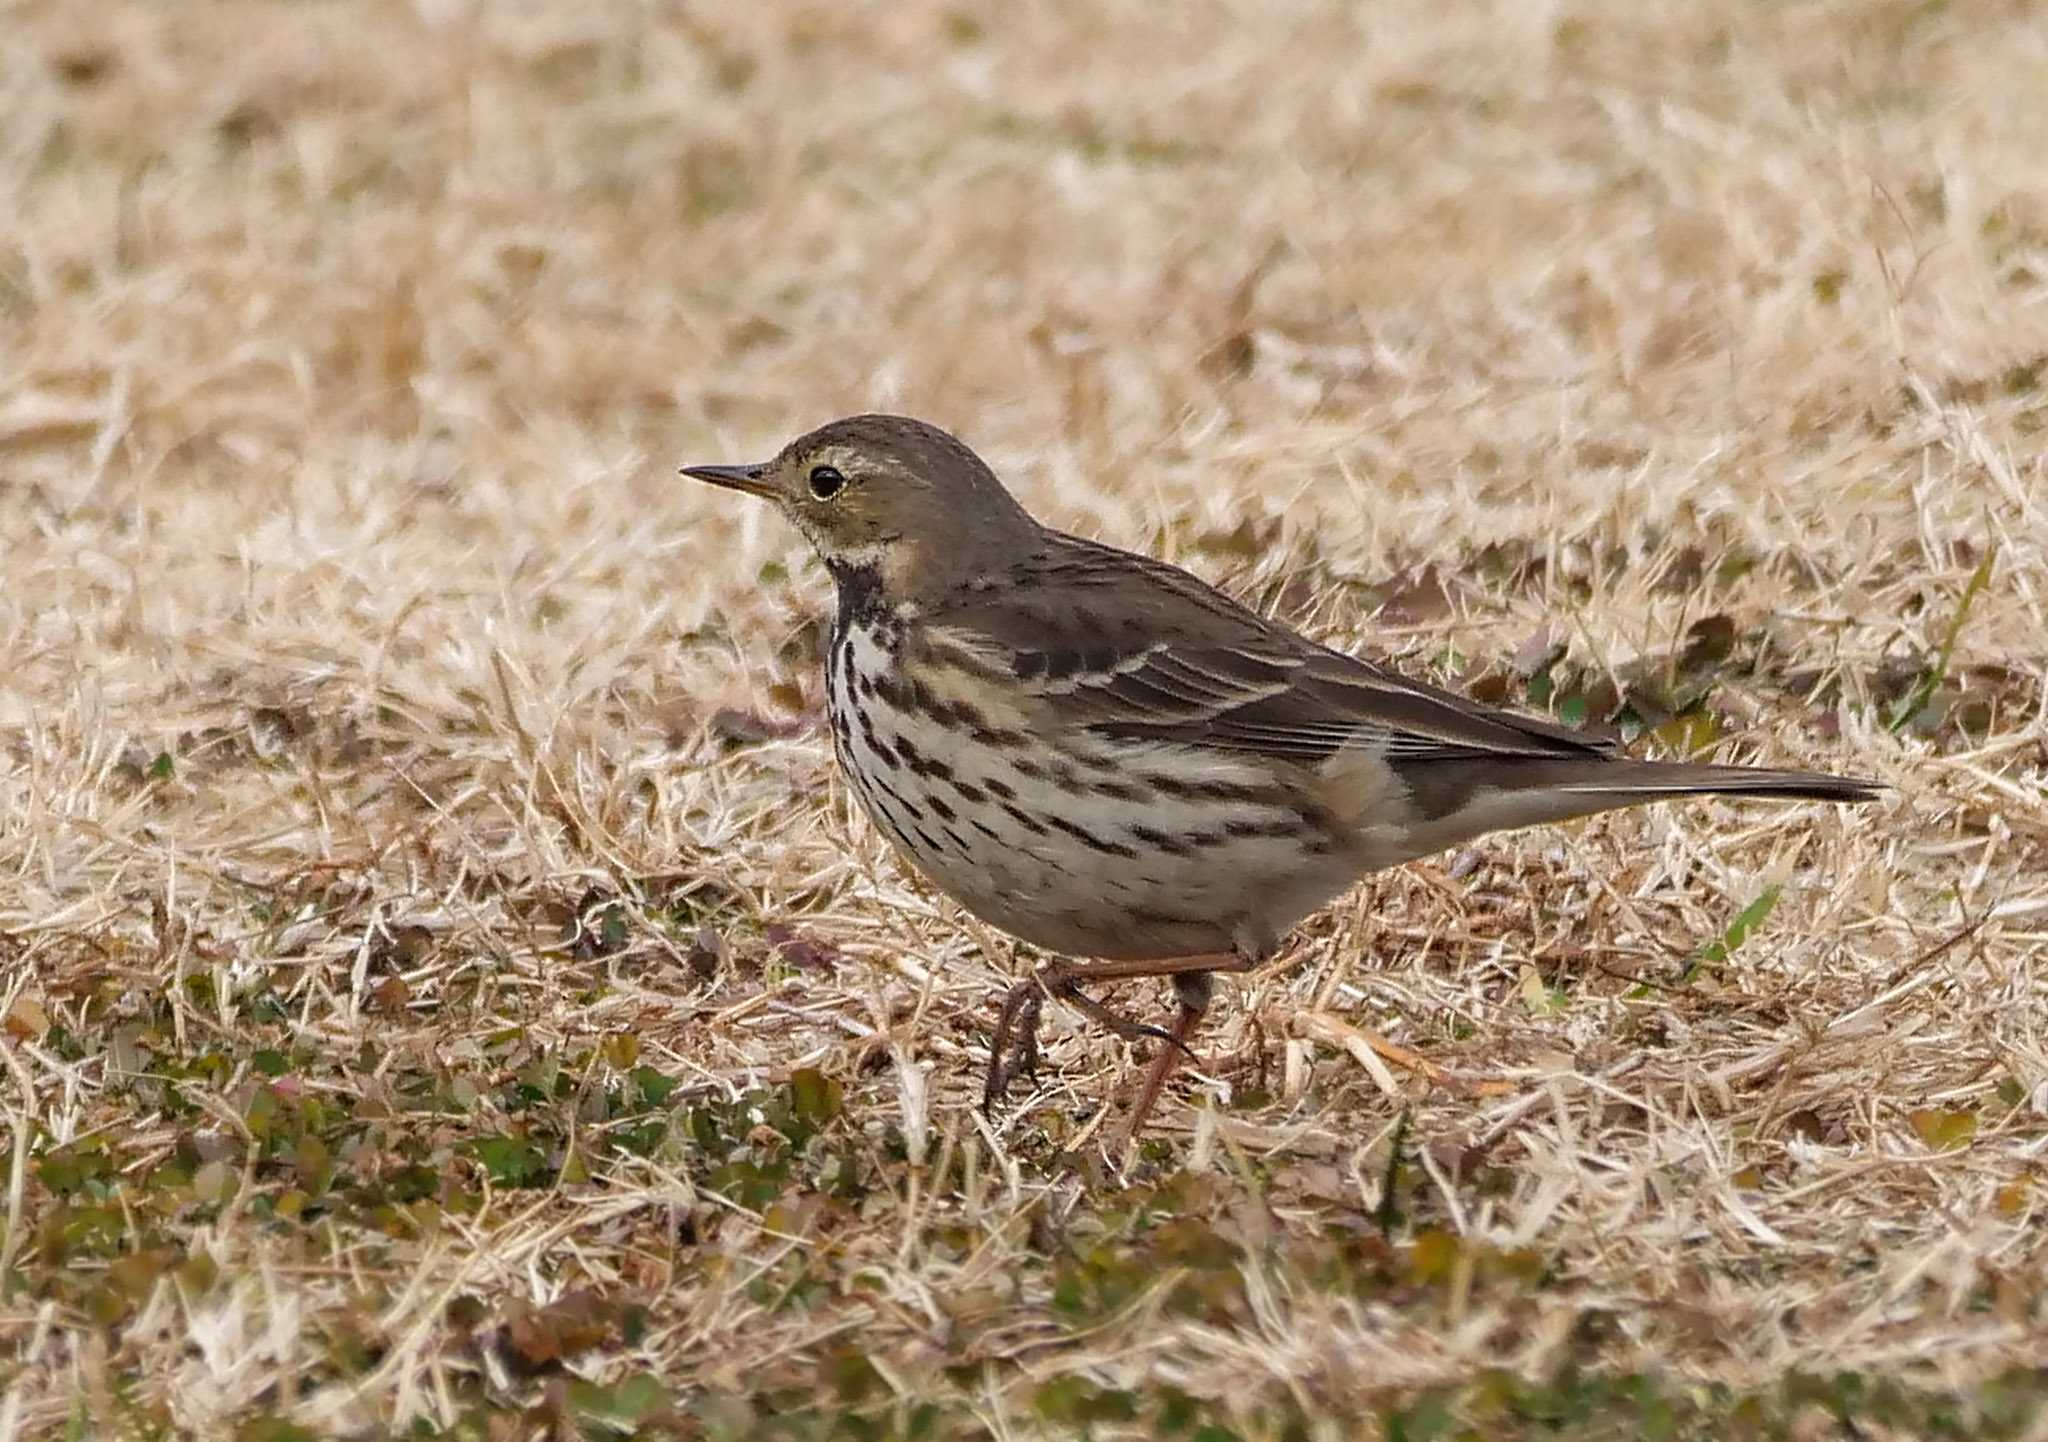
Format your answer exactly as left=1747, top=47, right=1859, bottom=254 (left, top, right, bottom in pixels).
left=1115, top=971, right=1216, bottom=1154
left=983, top=952, right=1243, bottom=1112
left=1107, top=949, right=1265, bottom=1151
left=985, top=980, right=1046, bottom=1109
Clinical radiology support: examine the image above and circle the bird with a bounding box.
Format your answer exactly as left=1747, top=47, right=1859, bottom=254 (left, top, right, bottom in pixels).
left=682, top=414, right=1881, bottom=1150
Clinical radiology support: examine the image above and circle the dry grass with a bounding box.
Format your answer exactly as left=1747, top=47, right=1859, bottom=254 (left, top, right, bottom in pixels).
left=3, top=1, right=2047, bottom=1437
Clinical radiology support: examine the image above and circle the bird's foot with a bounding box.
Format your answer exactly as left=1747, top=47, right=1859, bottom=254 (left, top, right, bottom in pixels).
left=983, top=980, right=1045, bottom=1111
left=984, top=972, right=1199, bottom=1113
left=1054, top=979, right=1194, bottom=1058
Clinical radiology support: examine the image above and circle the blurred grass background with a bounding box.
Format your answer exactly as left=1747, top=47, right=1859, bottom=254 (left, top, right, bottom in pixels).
left=2, top=2, right=2045, bottom=1438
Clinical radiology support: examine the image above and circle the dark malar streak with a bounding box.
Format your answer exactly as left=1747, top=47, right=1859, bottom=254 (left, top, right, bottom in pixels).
left=826, top=559, right=887, bottom=631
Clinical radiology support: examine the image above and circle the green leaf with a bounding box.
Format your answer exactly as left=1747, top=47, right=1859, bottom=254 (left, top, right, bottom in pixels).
left=1156, top=1387, right=1201, bottom=1433
left=1889, top=541, right=1997, bottom=733
left=1375, top=1108, right=1409, bottom=1239
left=244, top=1085, right=280, bottom=1138
left=293, top=1134, right=333, bottom=1195
left=789, top=1067, right=842, bottom=1127
left=608, top=1372, right=671, bottom=1423
left=1907, top=1108, right=1977, bottom=1150
left=1653, top=709, right=1721, bottom=759
left=1690, top=884, right=1783, bottom=978
left=633, top=1065, right=679, bottom=1108
left=1384, top=1394, right=1452, bottom=1442
left=1409, top=1227, right=1461, bottom=1285
left=1034, top=1377, right=1138, bottom=1424
left=471, top=1135, right=550, bottom=1187
left=38, top=1144, right=113, bottom=1197
left=235, top=1419, right=321, bottom=1442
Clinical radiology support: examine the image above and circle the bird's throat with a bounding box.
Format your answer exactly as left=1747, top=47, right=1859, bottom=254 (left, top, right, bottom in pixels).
left=827, top=557, right=889, bottom=629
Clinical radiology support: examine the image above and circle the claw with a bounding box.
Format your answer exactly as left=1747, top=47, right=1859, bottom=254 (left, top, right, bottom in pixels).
left=1055, top=979, right=1193, bottom=1057
left=1135, top=1022, right=1198, bottom=1059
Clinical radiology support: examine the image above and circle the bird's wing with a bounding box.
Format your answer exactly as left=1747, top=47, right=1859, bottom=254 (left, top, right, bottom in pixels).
left=927, top=533, right=1613, bottom=768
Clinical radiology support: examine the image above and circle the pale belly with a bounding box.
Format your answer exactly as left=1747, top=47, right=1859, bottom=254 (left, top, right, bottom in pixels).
left=824, top=622, right=1365, bottom=961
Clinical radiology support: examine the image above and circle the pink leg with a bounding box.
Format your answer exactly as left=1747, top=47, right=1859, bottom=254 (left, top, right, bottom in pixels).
left=985, top=951, right=1259, bottom=1143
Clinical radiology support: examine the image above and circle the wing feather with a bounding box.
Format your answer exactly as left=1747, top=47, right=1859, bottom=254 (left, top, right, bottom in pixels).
left=928, top=531, right=1612, bottom=767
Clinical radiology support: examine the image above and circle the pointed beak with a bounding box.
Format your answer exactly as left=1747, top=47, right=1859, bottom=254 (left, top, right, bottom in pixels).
left=679, top=462, right=774, bottom=498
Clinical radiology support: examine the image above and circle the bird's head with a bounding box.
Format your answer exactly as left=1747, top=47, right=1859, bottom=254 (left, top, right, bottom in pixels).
left=682, top=414, right=1034, bottom=591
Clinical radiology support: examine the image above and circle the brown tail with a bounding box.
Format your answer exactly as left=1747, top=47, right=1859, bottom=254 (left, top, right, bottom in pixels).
left=1535, top=759, right=1884, bottom=806
left=1381, top=754, right=1882, bottom=865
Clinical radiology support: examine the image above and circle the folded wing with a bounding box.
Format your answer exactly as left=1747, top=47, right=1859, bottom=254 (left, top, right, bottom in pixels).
left=936, top=532, right=1615, bottom=769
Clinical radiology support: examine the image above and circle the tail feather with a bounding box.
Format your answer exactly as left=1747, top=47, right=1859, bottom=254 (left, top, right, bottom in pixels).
left=1376, top=754, right=1885, bottom=866
left=1542, top=759, right=1885, bottom=806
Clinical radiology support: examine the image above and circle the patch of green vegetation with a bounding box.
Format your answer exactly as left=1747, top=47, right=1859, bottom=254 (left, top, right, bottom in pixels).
left=1383, top=1365, right=2048, bottom=1441
left=1888, top=541, right=1996, bottom=734
left=1682, top=882, right=1783, bottom=984
left=397, top=1363, right=2048, bottom=1442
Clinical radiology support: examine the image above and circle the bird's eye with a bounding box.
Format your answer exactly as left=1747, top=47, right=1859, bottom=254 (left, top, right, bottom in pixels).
left=807, top=465, right=846, bottom=500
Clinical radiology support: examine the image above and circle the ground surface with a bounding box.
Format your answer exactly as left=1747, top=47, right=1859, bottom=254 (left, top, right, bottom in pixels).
left=3, top=2, right=2046, bottom=1438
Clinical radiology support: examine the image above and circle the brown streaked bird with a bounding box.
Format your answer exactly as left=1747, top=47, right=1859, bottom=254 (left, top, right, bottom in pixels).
left=683, top=415, right=1881, bottom=1148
